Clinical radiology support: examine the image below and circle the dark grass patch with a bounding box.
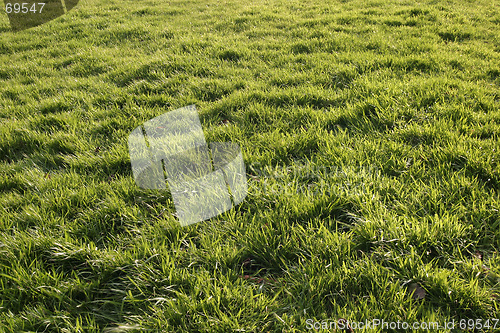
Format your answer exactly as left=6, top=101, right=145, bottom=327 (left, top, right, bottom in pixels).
left=98, top=26, right=153, bottom=45
left=0, top=174, right=28, bottom=194
left=438, top=30, right=472, bottom=42
left=290, top=42, right=312, bottom=54
left=384, top=19, right=404, bottom=27
left=30, top=115, right=69, bottom=133
left=191, top=79, right=241, bottom=102
left=0, top=130, right=43, bottom=163
left=217, top=49, right=243, bottom=62
left=111, top=60, right=189, bottom=87
left=486, top=68, right=500, bottom=81
left=37, top=98, right=73, bottom=114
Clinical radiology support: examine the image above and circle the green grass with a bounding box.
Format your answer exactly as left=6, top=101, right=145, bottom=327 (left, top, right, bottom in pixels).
left=0, top=0, right=499, bottom=331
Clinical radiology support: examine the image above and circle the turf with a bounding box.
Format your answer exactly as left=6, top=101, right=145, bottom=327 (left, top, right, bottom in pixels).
left=0, top=0, right=499, bottom=331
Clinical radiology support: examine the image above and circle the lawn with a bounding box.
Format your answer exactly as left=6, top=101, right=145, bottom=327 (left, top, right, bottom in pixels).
left=0, top=0, right=499, bottom=331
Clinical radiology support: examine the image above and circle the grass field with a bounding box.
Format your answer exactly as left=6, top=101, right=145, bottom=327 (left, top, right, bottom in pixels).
left=0, top=0, right=499, bottom=331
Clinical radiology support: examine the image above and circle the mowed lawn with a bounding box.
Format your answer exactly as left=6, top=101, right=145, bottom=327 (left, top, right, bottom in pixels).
left=0, top=0, right=499, bottom=331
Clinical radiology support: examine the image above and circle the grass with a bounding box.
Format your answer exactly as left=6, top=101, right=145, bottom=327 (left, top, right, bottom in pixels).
left=0, top=0, right=499, bottom=331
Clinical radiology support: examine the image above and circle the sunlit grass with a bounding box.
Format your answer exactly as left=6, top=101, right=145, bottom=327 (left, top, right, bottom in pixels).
left=0, top=0, right=499, bottom=331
